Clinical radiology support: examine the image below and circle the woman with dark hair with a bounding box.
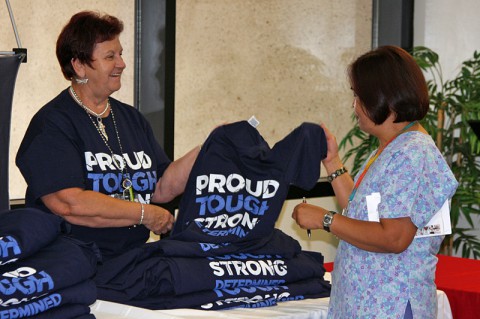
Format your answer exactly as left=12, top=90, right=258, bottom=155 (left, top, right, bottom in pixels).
left=16, top=11, right=200, bottom=261
left=292, top=46, right=458, bottom=318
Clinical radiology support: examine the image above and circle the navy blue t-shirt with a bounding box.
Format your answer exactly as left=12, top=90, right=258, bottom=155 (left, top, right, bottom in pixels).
left=16, top=88, right=171, bottom=259
left=0, top=208, right=63, bottom=265
left=170, top=121, right=327, bottom=249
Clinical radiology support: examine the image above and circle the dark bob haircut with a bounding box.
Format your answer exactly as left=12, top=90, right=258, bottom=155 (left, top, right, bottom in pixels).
left=348, top=45, right=429, bottom=125
left=56, top=11, right=124, bottom=80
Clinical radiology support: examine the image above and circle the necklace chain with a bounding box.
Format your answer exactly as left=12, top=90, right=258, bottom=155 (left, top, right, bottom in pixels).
left=68, top=86, right=132, bottom=197
left=69, top=86, right=109, bottom=117
left=69, top=86, right=110, bottom=140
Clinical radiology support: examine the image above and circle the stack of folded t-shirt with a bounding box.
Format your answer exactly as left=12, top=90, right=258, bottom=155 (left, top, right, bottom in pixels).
left=95, top=121, right=332, bottom=310
left=0, top=208, right=98, bottom=319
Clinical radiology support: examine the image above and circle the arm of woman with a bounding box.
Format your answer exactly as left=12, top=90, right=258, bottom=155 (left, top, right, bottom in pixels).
left=320, top=123, right=354, bottom=208
left=292, top=203, right=417, bottom=253
left=152, top=145, right=201, bottom=203
left=42, top=187, right=174, bottom=234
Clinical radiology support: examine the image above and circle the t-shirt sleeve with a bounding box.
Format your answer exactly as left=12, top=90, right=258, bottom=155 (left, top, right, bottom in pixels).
left=16, top=115, right=86, bottom=201
left=376, top=142, right=458, bottom=228
left=273, top=123, right=327, bottom=190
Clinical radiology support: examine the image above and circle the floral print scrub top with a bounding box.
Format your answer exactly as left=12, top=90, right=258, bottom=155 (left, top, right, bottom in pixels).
left=328, top=131, right=458, bottom=319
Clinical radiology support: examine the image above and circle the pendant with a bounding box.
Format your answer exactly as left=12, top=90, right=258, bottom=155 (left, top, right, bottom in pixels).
left=122, top=178, right=134, bottom=202
left=122, top=178, right=132, bottom=189
left=97, top=118, right=108, bottom=141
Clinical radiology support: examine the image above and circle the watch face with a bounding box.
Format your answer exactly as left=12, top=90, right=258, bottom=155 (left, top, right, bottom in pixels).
left=323, top=212, right=335, bottom=229
left=323, top=213, right=332, bottom=226
left=324, top=214, right=333, bottom=225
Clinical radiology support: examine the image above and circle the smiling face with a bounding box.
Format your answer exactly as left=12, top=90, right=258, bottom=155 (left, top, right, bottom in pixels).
left=83, top=35, right=126, bottom=99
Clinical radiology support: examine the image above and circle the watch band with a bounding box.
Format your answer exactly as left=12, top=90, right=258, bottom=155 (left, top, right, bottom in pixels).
left=327, top=166, right=348, bottom=182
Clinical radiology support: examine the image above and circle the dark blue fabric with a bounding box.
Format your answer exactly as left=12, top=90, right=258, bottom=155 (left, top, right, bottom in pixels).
left=164, top=228, right=301, bottom=258
left=0, top=236, right=98, bottom=304
left=32, top=304, right=93, bottom=319
left=16, top=89, right=171, bottom=260
left=0, top=208, right=97, bottom=318
left=95, top=122, right=331, bottom=310
left=95, top=230, right=302, bottom=302
left=403, top=300, right=413, bottom=319
left=166, top=250, right=326, bottom=296
left=127, top=277, right=331, bottom=310
left=171, top=121, right=327, bottom=247
left=0, top=208, right=64, bottom=265
left=0, top=280, right=96, bottom=319
left=96, top=249, right=327, bottom=302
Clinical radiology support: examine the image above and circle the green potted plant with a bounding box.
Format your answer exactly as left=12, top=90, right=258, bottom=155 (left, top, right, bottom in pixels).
left=339, top=46, right=480, bottom=259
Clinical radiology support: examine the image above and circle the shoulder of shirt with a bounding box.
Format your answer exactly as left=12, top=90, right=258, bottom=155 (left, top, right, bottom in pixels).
left=398, top=130, right=435, bottom=146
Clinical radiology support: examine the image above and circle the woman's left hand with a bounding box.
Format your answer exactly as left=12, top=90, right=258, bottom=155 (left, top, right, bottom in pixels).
left=292, top=202, right=326, bottom=230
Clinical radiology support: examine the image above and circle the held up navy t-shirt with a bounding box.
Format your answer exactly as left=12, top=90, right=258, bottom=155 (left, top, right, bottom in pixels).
left=171, top=121, right=327, bottom=248
left=16, top=89, right=171, bottom=260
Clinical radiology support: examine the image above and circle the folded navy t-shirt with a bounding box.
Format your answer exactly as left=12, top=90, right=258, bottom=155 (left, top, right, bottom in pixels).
left=33, top=304, right=94, bottom=319
left=0, top=280, right=96, bottom=319
left=127, top=277, right=331, bottom=310
left=0, top=236, right=98, bottom=304
left=0, top=208, right=64, bottom=265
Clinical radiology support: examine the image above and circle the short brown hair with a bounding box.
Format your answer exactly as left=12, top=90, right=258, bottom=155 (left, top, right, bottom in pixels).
left=348, top=45, right=429, bottom=124
left=56, top=11, right=124, bottom=80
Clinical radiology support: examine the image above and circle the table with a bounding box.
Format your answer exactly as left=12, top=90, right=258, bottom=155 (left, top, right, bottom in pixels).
left=435, top=254, right=480, bottom=319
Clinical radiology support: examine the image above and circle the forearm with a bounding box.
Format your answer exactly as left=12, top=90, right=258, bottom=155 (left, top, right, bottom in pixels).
left=331, top=214, right=417, bottom=253
left=323, top=156, right=354, bottom=209
left=153, top=145, right=201, bottom=202
left=293, top=203, right=416, bottom=253
left=42, top=188, right=143, bottom=228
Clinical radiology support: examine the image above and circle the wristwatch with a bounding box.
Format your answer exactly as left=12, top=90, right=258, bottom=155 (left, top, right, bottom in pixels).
left=323, top=211, right=337, bottom=232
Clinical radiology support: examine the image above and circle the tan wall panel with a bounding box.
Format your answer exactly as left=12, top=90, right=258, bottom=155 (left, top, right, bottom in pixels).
left=174, top=0, right=372, bottom=160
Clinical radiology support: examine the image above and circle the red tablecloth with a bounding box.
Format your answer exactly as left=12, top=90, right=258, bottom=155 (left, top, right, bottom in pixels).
left=435, top=254, right=480, bottom=319
left=323, top=255, right=480, bottom=319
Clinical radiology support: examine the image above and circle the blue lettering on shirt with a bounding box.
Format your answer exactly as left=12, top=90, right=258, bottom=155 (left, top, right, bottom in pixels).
left=0, top=237, right=21, bottom=259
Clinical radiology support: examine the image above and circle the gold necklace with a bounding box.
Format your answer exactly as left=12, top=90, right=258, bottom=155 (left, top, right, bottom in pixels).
left=69, top=86, right=110, bottom=140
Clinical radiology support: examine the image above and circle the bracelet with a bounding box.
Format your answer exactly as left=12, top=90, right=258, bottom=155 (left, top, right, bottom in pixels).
left=138, top=202, right=145, bottom=225
left=327, top=166, right=348, bottom=182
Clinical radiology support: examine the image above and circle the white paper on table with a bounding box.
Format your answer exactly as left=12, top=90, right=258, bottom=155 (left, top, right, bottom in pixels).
left=415, top=199, right=451, bottom=238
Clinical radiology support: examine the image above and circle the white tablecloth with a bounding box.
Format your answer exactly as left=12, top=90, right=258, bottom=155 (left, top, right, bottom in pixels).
left=91, top=273, right=453, bottom=319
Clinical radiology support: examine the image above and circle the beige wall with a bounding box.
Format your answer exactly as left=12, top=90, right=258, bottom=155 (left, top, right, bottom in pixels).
left=174, top=0, right=372, bottom=159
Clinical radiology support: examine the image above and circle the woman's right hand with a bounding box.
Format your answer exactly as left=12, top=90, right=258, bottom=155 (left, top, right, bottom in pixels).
left=320, top=123, right=343, bottom=171
left=142, top=205, right=175, bottom=235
